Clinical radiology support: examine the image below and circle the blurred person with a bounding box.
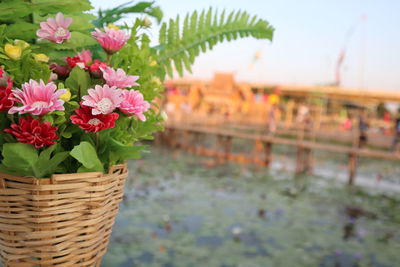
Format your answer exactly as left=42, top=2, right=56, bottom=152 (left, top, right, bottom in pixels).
left=358, top=110, right=369, bottom=148
left=267, top=104, right=279, bottom=135
left=267, top=92, right=281, bottom=135
left=342, top=115, right=353, bottom=131
left=296, top=104, right=309, bottom=124
left=383, top=110, right=392, bottom=135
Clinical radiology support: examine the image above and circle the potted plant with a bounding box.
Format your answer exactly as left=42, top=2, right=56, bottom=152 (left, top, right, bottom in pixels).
left=0, top=0, right=274, bottom=265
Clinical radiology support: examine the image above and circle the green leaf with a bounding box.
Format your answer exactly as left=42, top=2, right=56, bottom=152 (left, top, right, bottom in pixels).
left=65, top=67, right=91, bottom=97
left=69, top=13, right=95, bottom=31
left=70, top=141, right=104, bottom=173
left=35, top=145, right=69, bottom=178
left=4, top=21, right=38, bottom=40
left=1, top=143, right=38, bottom=176
left=63, top=31, right=98, bottom=48
left=109, top=138, right=144, bottom=163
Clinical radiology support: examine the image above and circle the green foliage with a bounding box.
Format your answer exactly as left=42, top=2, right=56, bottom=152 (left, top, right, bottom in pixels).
left=0, top=31, right=51, bottom=86
left=35, top=145, right=69, bottom=176
left=0, top=143, right=68, bottom=177
left=92, top=1, right=163, bottom=28
left=108, top=137, right=144, bottom=165
left=0, top=143, right=38, bottom=176
left=0, top=0, right=95, bottom=60
left=65, top=67, right=91, bottom=98
left=70, top=141, right=104, bottom=173
left=156, top=8, right=274, bottom=77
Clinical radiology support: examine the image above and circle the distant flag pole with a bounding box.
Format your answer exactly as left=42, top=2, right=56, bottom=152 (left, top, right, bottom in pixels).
left=335, top=49, right=346, bottom=86
left=334, top=17, right=359, bottom=86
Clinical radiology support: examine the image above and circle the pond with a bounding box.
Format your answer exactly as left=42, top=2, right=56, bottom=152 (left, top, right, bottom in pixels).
left=102, top=147, right=400, bottom=267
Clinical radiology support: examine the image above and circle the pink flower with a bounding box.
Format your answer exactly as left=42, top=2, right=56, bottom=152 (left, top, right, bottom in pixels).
left=9, top=79, right=66, bottom=116
left=101, top=67, right=139, bottom=88
left=119, top=90, right=150, bottom=121
left=82, top=84, right=123, bottom=115
left=36, top=13, right=72, bottom=44
left=92, top=27, right=130, bottom=54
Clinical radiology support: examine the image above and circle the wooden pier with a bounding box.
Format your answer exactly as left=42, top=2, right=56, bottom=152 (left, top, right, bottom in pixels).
left=157, top=124, right=400, bottom=185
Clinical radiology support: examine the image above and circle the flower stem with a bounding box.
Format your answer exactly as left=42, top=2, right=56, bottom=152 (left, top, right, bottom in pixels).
left=106, top=53, right=112, bottom=65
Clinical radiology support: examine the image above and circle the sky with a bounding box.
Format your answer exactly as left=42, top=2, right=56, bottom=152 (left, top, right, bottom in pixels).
left=91, top=0, right=400, bottom=91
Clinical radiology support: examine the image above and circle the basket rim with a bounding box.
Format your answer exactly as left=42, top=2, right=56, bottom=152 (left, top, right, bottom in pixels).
left=0, top=163, right=127, bottom=183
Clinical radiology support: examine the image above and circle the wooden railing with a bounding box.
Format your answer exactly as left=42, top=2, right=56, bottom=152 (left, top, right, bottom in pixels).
left=156, top=124, right=400, bottom=185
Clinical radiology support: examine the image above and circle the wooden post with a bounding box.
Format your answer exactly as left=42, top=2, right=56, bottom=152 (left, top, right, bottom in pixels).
left=254, top=140, right=265, bottom=165
left=192, top=132, right=201, bottom=154
left=216, top=134, right=225, bottom=163
left=215, top=135, right=232, bottom=164
left=167, top=128, right=175, bottom=148
left=224, top=136, right=232, bottom=161
left=182, top=130, right=191, bottom=151
left=296, top=146, right=304, bottom=174
left=348, top=153, right=358, bottom=185
left=264, top=142, right=272, bottom=167
left=304, top=148, right=313, bottom=174
left=285, top=100, right=294, bottom=129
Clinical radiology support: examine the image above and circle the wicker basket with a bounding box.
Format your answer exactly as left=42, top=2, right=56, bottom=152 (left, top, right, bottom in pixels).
left=0, top=164, right=128, bottom=267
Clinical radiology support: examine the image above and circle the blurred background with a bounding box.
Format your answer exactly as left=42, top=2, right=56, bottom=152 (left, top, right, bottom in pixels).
left=91, top=1, right=400, bottom=266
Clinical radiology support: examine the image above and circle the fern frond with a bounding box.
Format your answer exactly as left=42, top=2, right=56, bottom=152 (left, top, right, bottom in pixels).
left=156, top=8, right=274, bottom=77
left=92, top=1, right=163, bottom=28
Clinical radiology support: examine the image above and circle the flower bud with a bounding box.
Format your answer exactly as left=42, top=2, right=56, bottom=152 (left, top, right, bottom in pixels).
left=107, top=23, right=120, bottom=30
left=59, top=89, right=71, bottom=102
left=143, top=16, right=152, bottom=27
left=34, top=53, right=49, bottom=63
left=5, top=44, right=22, bottom=60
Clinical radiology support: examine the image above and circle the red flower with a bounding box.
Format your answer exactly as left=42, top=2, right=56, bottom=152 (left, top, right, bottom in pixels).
left=4, top=117, right=59, bottom=148
left=50, top=63, right=71, bottom=78
left=89, top=59, right=108, bottom=78
left=0, top=68, right=14, bottom=112
left=65, top=50, right=92, bottom=70
left=70, top=104, right=119, bottom=133
left=66, top=56, right=84, bottom=69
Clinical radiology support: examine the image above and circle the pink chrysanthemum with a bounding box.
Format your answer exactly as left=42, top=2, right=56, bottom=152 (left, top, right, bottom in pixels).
left=9, top=80, right=66, bottom=116
left=119, top=90, right=150, bottom=121
left=91, top=27, right=130, bottom=54
left=82, top=84, right=123, bottom=115
left=101, top=67, right=139, bottom=89
left=36, top=12, right=72, bottom=44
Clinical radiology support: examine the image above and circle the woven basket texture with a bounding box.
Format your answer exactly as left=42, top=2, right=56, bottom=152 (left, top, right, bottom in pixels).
left=0, top=164, right=128, bottom=267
